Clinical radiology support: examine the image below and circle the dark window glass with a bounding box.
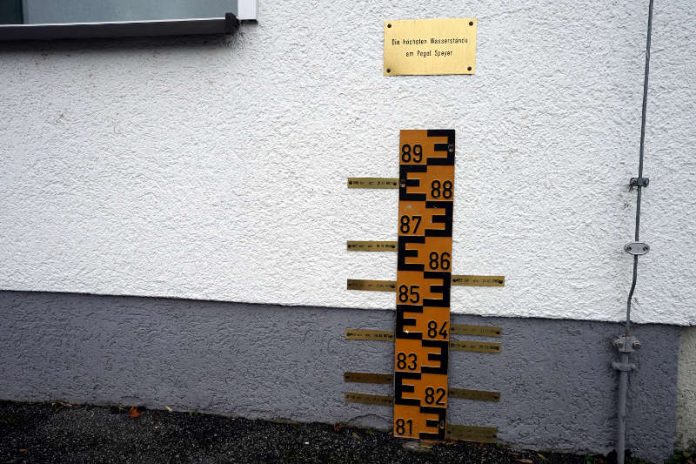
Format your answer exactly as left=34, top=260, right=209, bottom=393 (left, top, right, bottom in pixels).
left=0, top=0, right=23, bottom=24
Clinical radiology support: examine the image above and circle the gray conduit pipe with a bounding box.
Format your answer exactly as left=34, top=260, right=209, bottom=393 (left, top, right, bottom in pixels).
left=613, top=1, right=654, bottom=463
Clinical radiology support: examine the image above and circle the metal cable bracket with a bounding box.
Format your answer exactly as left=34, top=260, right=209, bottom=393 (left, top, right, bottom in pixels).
left=629, top=177, right=649, bottom=191
left=612, top=336, right=640, bottom=372
left=612, top=361, right=637, bottom=372
left=613, top=335, right=641, bottom=353
left=624, top=242, right=650, bottom=255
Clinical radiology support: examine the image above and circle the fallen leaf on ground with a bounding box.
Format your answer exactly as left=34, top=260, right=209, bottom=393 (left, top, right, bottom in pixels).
left=128, top=406, right=141, bottom=418
left=402, top=441, right=432, bottom=453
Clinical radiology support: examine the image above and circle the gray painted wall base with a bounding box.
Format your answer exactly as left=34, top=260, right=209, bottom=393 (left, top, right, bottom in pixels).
left=0, top=292, right=679, bottom=462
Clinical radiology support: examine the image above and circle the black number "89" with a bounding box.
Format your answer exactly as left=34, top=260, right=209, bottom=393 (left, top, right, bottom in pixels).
left=401, top=144, right=423, bottom=163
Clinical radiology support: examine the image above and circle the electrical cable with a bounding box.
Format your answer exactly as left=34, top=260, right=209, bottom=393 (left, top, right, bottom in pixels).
left=625, top=0, right=654, bottom=336
left=616, top=3, right=655, bottom=463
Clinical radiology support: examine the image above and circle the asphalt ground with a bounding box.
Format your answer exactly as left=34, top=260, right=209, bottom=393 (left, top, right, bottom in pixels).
left=0, top=401, right=643, bottom=464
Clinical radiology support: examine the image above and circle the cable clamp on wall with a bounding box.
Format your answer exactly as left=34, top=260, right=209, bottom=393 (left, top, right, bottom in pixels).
left=629, top=177, right=649, bottom=191
left=624, top=242, right=650, bottom=255
left=612, top=361, right=637, bottom=372
left=613, top=335, right=641, bottom=354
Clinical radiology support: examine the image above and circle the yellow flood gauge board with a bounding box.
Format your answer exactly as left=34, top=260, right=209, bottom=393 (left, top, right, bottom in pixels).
left=384, top=18, right=477, bottom=76
left=394, top=129, right=455, bottom=440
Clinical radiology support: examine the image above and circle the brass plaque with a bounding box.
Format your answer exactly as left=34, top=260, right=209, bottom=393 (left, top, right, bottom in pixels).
left=345, top=328, right=394, bottom=342
left=446, top=425, right=497, bottom=443
left=347, top=177, right=399, bottom=189
left=345, top=392, right=392, bottom=406
left=450, top=340, right=501, bottom=353
left=344, top=372, right=393, bottom=384
left=347, top=241, right=398, bottom=252
left=451, top=275, right=505, bottom=287
left=449, top=388, right=500, bottom=402
left=451, top=324, right=502, bottom=337
left=347, top=279, right=396, bottom=292
left=384, top=18, right=477, bottom=76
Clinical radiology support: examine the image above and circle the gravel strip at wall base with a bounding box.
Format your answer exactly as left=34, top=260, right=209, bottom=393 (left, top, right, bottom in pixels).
left=0, top=401, right=650, bottom=464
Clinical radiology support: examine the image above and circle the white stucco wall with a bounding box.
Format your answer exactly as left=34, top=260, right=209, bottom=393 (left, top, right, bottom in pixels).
left=1, top=0, right=694, bottom=324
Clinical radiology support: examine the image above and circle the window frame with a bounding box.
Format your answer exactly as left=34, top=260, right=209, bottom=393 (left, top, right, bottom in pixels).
left=0, top=0, right=257, bottom=41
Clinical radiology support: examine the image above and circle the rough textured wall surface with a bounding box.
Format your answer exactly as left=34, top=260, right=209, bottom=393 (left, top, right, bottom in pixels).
left=0, top=0, right=695, bottom=324
left=678, top=327, right=696, bottom=449
left=0, top=291, right=679, bottom=462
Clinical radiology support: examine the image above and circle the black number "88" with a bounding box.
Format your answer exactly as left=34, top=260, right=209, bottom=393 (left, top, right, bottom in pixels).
left=431, top=180, right=453, bottom=199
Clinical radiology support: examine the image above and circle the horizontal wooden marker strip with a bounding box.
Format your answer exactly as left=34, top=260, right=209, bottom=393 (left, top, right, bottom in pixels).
left=346, top=391, right=498, bottom=406
left=345, top=394, right=497, bottom=443
left=344, top=375, right=499, bottom=403
left=447, top=425, right=498, bottom=443
left=450, top=340, right=501, bottom=353
left=347, top=279, right=396, bottom=291
left=452, top=275, right=505, bottom=287
left=345, top=328, right=394, bottom=341
left=347, top=279, right=395, bottom=292
left=348, top=276, right=504, bottom=292
left=449, top=388, right=500, bottom=402
left=451, top=324, right=502, bottom=337
left=347, top=241, right=398, bottom=252
left=344, top=372, right=393, bottom=384
left=346, top=396, right=498, bottom=440
left=346, top=330, right=501, bottom=353
left=347, top=177, right=399, bottom=189
left=345, top=392, right=392, bottom=406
